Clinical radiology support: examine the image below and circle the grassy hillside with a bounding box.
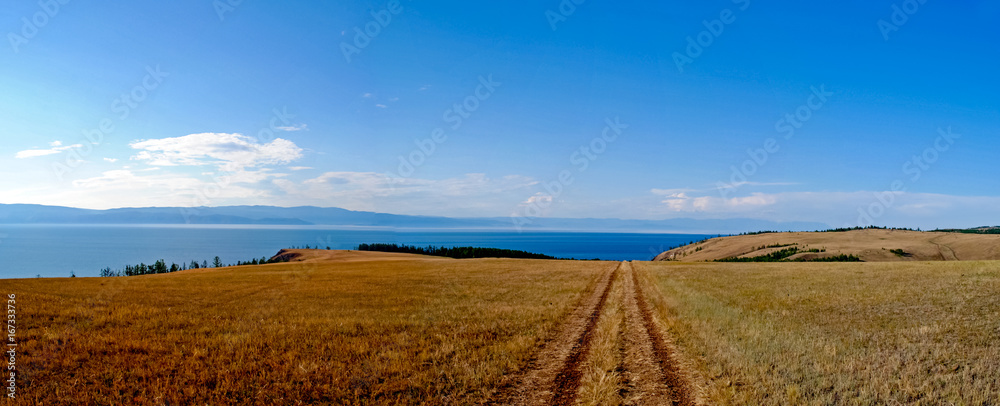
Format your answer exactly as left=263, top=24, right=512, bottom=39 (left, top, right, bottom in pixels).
left=6, top=251, right=610, bottom=405
left=655, top=229, right=1000, bottom=262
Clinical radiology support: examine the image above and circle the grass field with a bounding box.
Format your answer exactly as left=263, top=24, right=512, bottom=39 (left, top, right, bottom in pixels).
left=6, top=251, right=610, bottom=405
left=637, top=260, right=1000, bottom=405
left=7, top=249, right=1000, bottom=405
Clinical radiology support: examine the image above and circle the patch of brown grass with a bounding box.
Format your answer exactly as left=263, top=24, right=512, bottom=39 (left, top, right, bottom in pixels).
left=6, top=254, right=610, bottom=405
left=636, top=260, right=1000, bottom=405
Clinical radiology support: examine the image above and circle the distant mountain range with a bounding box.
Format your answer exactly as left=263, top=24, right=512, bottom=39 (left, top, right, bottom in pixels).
left=0, top=204, right=829, bottom=234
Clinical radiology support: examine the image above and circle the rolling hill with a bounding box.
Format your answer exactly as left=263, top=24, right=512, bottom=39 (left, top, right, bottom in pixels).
left=654, top=228, right=1000, bottom=262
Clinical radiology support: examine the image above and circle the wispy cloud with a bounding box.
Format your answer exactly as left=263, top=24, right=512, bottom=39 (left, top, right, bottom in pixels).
left=653, top=181, right=798, bottom=197
left=275, top=124, right=308, bottom=132
left=647, top=189, right=1000, bottom=228
left=715, top=181, right=800, bottom=191
left=273, top=172, right=536, bottom=216
left=62, top=169, right=270, bottom=208
left=15, top=141, right=83, bottom=159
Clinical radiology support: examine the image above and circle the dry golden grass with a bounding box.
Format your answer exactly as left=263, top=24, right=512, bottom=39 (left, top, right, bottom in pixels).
left=656, top=229, right=1000, bottom=262
left=6, top=251, right=610, bottom=405
left=637, top=260, right=1000, bottom=405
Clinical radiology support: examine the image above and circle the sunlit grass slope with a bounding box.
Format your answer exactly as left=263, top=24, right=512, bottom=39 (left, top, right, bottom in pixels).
left=637, top=260, right=1000, bottom=405
left=7, top=251, right=609, bottom=405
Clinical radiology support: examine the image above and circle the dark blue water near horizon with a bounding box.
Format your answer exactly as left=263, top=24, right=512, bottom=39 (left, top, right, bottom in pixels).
left=0, top=225, right=716, bottom=279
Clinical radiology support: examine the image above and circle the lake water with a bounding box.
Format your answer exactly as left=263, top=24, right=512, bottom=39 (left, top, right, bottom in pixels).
left=0, top=225, right=715, bottom=279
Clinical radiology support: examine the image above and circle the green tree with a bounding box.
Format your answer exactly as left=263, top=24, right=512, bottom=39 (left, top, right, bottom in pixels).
left=154, top=259, right=167, bottom=274
left=213, top=256, right=223, bottom=268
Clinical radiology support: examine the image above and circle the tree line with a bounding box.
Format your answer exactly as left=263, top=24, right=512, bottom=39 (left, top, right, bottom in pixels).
left=716, top=246, right=861, bottom=263
left=819, top=225, right=918, bottom=233
left=356, top=243, right=557, bottom=260
left=933, top=226, right=1000, bottom=234
left=99, top=255, right=288, bottom=277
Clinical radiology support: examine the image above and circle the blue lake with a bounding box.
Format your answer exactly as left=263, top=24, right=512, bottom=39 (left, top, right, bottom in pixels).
left=0, top=225, right=715, bottom=279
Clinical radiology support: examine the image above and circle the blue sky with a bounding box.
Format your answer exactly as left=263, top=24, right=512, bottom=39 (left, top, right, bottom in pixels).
left=1, top=0, right=998, bottom=229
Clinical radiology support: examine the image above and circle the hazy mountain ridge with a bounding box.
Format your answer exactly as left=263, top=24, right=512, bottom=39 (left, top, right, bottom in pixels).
left=0, top=204, right=828, bottom=233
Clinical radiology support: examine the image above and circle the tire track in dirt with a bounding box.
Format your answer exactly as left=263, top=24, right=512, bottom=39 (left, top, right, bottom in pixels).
left=628, top=261, right=696, bottom=406
left=549, top=263, right=618, bottom=405
left=930, top=236, right=959, bottom=260
left=492, top=261, right=697, bottom=405
left=491, top=263, right=618, bottom=406
left=619, top=261, right=676, bottom=405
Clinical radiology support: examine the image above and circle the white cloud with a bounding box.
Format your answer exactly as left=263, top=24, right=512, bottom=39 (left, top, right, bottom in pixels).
left=275, top=124, right=308, bottom=132
left=130, top=133, right=302, bottom=172
left=522, top=194, right=553, bottom=206
left=288, top=166, right=312, bottom=171
left=15, top=143, right=83, bottom=159
left=361, top=93, right=374, bottom=98
left=514, top=193, right=556, bottom=216
left=375, top=104, right=387, bottom=108
left=103, top=158, right=118, bottom=163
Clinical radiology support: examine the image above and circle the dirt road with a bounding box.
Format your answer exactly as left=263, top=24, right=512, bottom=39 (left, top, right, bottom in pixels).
left=493, top=261, right=696, bottom=405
